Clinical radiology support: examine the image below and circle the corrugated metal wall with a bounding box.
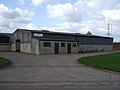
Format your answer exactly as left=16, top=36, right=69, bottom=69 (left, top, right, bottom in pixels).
left=32, top=32, right=113, bottom=45
left=32, top=33, right=76, bottom=40
left=0, top=35, right=10, bottom=43
left=78, top=36, right=113, bottom=45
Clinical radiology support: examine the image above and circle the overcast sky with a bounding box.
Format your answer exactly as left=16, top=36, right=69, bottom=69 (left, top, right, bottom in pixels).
left=0, top=0, right=120, bottom=42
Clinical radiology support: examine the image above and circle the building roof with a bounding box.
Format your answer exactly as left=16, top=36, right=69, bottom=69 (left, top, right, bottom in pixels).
left=15, top=29, right=113, bottom=39
left=0, top=33, right=12, bottom=37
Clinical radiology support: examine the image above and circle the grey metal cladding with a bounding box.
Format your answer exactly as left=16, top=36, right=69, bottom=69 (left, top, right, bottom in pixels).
left=31, top=32, right=113, bottom=45
left=32, top=33, right=76, bottom=40
left=0, top=35, right=10, bottom=43
left=43, top=33, right=76, bottom=40
left=78, top=36, right=113, bottom=45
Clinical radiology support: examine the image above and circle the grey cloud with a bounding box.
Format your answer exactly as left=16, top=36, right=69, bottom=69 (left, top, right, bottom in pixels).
left=0, top=11, right=19, bottom=19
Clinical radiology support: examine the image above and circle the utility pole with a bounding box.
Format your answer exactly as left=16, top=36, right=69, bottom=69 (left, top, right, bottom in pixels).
left=106, top=23, right=112, bottom=37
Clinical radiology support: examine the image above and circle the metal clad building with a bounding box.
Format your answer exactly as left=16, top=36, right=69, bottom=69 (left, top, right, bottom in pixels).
left=0, top=29, right=113, bottom=54
left=0, top=33, right=11, bottom=51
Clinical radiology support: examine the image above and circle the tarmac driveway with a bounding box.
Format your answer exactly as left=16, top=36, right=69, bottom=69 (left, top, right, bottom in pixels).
left=0, top=52, right=120, bottom=88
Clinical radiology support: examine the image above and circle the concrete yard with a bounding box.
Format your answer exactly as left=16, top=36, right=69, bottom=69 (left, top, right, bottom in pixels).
left=0, top=52, right=120, bottom=90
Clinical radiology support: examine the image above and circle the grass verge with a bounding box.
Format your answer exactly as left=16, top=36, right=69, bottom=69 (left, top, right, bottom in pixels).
left=78, top=52, right=120, bottom=72
left=0, top=57, right=12, bottom=68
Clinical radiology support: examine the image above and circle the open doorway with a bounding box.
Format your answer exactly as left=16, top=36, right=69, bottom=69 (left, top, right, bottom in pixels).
left=54, top=43, right=59, bottom=54
left=67, top=43, right=71, bottom=53
left=16, top=39, right=21, bottom=52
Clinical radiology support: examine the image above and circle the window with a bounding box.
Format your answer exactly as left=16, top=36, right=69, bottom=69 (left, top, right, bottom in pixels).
left=44, top=42, right=51, bottom=47
left=73, top=43, right=76, bottom=47
left=61, top=43, right=65, bottom=47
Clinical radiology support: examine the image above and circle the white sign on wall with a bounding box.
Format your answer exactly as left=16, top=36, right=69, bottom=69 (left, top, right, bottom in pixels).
left=34, top=33, right=43, bottom=37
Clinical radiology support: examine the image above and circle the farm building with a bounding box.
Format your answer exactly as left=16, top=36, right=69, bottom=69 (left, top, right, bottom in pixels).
left=10, top=29, right=113, bottom=54
left=0, top=29, right=113, bottom=54
left=0, top=33, right=11, bottom=51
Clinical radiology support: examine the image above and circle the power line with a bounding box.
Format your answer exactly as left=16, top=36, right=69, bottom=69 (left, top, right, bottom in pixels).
left=106, top=23, right=112, bottom=37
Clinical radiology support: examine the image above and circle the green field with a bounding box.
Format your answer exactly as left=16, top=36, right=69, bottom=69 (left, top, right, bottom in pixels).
left=78, top=52, right=120, bottom=72
left=0, top=57, right=11, bottom=68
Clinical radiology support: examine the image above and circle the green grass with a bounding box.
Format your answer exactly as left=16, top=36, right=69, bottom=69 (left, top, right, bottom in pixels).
left=78, top=52, right=120, bottom=72
left=0, top=57, right=11, bottom=68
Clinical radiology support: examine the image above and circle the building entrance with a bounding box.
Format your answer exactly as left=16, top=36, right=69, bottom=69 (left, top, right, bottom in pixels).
left=54, top=43, right=59, bottom=54
left=16, top=39, right=20, bottom=52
